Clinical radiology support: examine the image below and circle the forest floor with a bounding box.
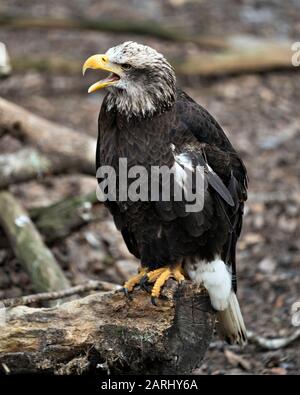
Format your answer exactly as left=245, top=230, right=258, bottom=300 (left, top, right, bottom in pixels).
left=0, top=0, right=299, bottom=375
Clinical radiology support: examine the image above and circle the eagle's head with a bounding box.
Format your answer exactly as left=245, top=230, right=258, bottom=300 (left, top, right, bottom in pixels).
left=83, top=41, right=176, bottom=117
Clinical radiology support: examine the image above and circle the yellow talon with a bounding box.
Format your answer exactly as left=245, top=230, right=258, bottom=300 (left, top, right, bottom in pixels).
left=149, top=264, right=185, bottom=299
left=123, top=264, right=185, bottom=302
left=123, top=267, right=148, bottom=292
left=144, top=267, right=166, bottom=283
left=173, top=268, right=185, bottom=283
left=151, top=268, right=172, bottom=298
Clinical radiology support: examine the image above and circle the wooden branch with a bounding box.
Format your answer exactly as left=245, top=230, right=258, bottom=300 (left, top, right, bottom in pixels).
left=30, top=192, right=100, bottom=243
left=0, top=14, right=226, bottom=50
left=11, top=56, right=80, bottom=75
left=8, top=37, right=296, bottom=78
left=0, top=192, right=70, bottom=295
left=177, top=37, right=296, bottom=76
left=0, top=192, right=101, bottom=249
left=247, top=330, right=300, bottom=351
left=0, top=283, right=215, bottom=374
left=0, top=97, right=96, bottom=175
left=0, top=281, right=121, bottom=308
left=0, top=148, right=54, bottom=188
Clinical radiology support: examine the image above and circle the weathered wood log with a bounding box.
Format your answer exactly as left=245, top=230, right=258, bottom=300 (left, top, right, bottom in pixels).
left=0, top=192, right=102, bottom=249
left=29, top=191, right=101, bottom=243
left=0, top=283, right=215, bottom=374
left=0, top=192, right=70, bottom=295
left=177, top=37, right=296, bottom=76
left=0, top=97, right=96, bottom=175
left=9, top=37, right=297, bottom=77
left=0, top=148, right=54, bottom=188
left=0, top=14, right=227, bottom=50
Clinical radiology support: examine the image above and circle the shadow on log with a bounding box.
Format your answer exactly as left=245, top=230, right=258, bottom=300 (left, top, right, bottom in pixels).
left=0, top=282, right=215, bottom=374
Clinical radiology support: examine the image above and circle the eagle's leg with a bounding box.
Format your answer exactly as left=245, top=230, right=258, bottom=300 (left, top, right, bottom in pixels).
left=123, top=267, right=148, bottom=296
left=143, top=263, right=185, bottom=305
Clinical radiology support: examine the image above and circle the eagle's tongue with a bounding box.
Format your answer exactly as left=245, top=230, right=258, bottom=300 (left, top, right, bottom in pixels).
left=101, top=72, right=120, bottom=83
left=87, top=72, right=120, bottom=93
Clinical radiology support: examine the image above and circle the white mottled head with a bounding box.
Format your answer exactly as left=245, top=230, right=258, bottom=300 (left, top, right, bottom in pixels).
left=83, top=41, right=176, bottom=117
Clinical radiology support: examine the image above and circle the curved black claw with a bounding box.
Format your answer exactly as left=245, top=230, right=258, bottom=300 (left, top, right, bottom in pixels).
left=151, top=296, right=158, bottom=306
left=123, top=287, right=132, bottom=300
left=141, top=282, right=152, bottom=293
left=139, top=275, right=152, bottom=293
left=140, top=274, right=148, bottom=285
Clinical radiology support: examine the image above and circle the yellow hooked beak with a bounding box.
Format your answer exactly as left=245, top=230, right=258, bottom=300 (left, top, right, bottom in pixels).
left=82, top=54, right=122, bottom=93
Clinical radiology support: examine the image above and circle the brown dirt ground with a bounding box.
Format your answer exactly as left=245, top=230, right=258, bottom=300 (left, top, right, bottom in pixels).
left=0, top=0, right=299, bottom=375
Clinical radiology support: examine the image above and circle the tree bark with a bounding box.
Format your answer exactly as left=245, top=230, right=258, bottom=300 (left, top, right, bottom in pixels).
left=0, top=283, right=215, bottom=374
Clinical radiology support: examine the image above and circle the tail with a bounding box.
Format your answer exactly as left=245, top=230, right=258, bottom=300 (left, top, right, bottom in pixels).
left=216, top=291, right=247, bottom=345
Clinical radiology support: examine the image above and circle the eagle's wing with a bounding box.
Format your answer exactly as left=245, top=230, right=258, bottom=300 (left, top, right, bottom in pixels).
left=156, top=90, right=248, bottom=291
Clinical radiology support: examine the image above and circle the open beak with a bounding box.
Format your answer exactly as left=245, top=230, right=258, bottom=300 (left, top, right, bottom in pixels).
left=82, top=54, right=122, bottom=93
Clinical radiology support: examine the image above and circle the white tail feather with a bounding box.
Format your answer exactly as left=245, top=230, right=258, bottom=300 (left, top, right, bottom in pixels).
left=216, top=291, right=247, bottom=345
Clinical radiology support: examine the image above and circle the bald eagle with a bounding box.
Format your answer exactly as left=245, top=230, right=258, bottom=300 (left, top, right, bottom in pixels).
left=83, top=41, right=248, bottom=345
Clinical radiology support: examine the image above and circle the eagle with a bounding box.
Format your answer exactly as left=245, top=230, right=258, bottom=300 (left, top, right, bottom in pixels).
left=83, top=41, right=248, bottom=344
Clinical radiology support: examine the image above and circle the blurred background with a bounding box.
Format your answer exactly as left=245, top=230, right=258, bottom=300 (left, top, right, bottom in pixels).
left=0, top=0, right=299, bottom=374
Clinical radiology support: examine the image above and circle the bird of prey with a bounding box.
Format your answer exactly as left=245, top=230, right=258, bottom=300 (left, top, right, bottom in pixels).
left=83, top=41, right=248, bottom=344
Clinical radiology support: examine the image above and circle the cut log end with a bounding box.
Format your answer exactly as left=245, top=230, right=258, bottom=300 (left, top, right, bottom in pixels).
left=0, top=282, right=215, bottom=374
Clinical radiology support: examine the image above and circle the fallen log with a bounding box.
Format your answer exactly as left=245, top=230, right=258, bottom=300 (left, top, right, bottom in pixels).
left=0, top=97, right=96, bottom=175
left=177, top=36, right=296, bottom=76
left=0, top=192, right=102, bottom=249
left=0, top=148, right=54, bottom=188
left=0, top=192, right=70, bottom=295
left=0, top=14, right=227, bottom=50
left=30, top=191, right=101, bottom=242
left=0, top=283, right=215, bottom=374
left=30, top=191, right=100, bottom=240
left=9, top=37, right=297, bottom=78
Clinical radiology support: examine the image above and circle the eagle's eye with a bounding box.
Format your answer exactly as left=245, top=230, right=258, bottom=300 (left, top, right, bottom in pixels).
left=121, top=63, right=132, bottom=70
